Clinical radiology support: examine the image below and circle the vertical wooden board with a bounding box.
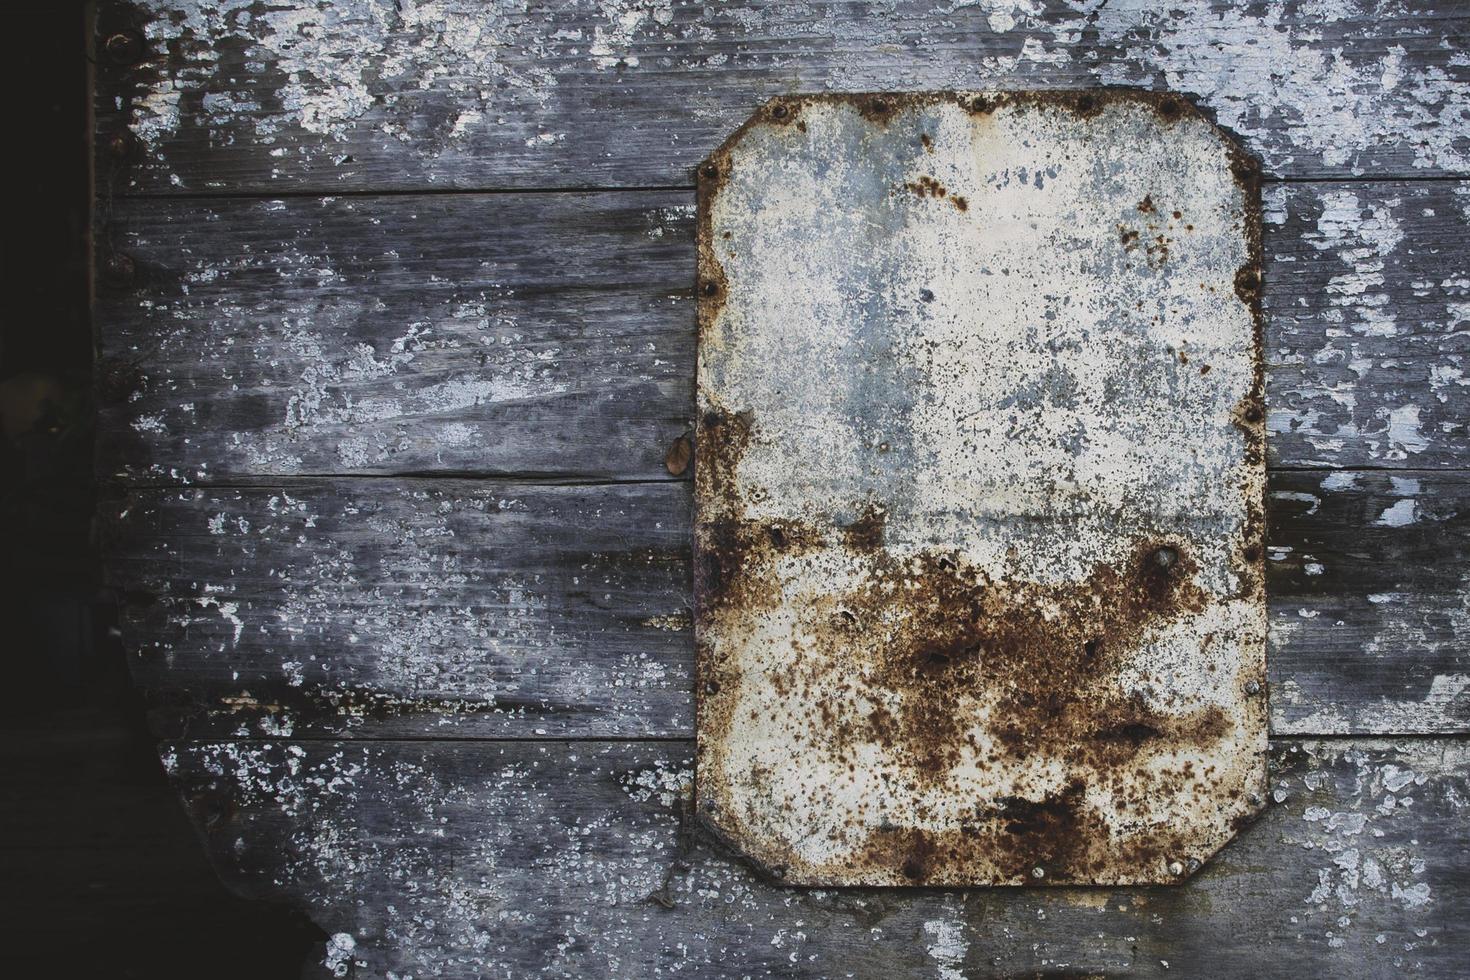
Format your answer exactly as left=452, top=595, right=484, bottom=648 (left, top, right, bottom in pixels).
left=164, top=738, right=1468, bottom=979
left=94, top=0, right=1470, bottom=193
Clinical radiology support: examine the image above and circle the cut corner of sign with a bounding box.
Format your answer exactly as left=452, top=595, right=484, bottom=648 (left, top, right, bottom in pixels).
left=693, top=89, right=1270, bottom=888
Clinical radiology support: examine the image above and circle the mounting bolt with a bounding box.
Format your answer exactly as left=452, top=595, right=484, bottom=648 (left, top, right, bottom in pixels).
left=1245, top=679, right=1261, bottom=696
left=771, top=103, right=789, bottom=120
left=699, top=162, right=719, bottom=180
left=1153, top=545, right=1179, bottom=570
left=1030, top=865, right=1045, bottom=880
left=108, top=130, right=138, bottom=160
left=665, top=434, right=693, bottom=476
left=701, top=281, right=720, bottom=298
left=103, top=30, right=145, bottom=66
left=1168, top=860, right=1185, bottom=876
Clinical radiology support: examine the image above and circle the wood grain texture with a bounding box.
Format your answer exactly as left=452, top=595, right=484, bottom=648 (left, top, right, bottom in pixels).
left=96, top=191, right=697, bottom=482
left=94, top=0, right=1469, bottom=194
left=103, top=471, right=1467, bottom=739
left=1267, top=469, right=1469, bottom=735
left=1264, top=182, right=1469, bottom=471
left=164, top=736, right=1468, bottom=979
left=96, top=182, right=1469, bottom=481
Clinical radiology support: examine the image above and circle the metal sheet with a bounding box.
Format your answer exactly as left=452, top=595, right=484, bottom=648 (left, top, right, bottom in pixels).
left=693, top=91, right=1268, bottom=887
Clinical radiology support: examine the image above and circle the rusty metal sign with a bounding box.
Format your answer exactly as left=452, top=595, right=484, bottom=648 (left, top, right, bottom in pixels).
left=693, top=91, right=1268, bottom=887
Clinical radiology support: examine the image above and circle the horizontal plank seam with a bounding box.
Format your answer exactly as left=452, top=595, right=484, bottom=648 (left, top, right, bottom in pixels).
left=1267, top=465, right=1470, bottom=475
left=104, top=474, right=693, bottom=491
left=1269, top=173, right=1468, bottom=185
left=99, top=174, right=1466, bottom=205
left=155, top=731, right=1470, bottom=747
left=107, top=184, right=701, bottom=202
left=101, top=465, right=1470, bottom=493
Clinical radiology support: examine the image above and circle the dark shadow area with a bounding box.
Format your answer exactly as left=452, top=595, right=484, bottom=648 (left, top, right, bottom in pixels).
left=1, top=5, right=320, bottom=975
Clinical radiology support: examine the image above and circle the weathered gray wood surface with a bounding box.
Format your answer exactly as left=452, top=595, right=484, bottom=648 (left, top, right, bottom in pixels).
left=104, top=470, right=1468, bottom=740
left=167, top=737, right=1467, bottom=979
left=93, top=0, right=1469, bottom=975
left=97, top=191, right=696, bottom=481
left=97, top=181, right=1468, bottom=480
left=96, top=0, right=1468, bottom=192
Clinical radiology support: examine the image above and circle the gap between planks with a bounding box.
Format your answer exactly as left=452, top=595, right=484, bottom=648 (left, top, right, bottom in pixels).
left=99, top=172, right=1467, bottom=205
left=161, top=732, right=1470, bottom=746
left=105, top=466, right=1470, bottom=492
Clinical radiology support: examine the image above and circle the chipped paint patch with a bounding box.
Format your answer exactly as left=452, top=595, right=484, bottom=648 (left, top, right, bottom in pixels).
left=1093, top=3, right=1469, bottom=174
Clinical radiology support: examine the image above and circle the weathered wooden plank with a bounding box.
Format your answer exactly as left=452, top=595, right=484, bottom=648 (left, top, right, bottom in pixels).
left=1264, top=182, right=1469, bottom=470
left=96, top=191, right=697, bottom=482
left=104, top=471, right=1468, bottom=739
left=164, top=736, right=1468, bottom=979
left=1268, top=469, right=1469, bottom=735
left=95, top=0, right=1469, bottom=194
left=107, top=481, right=693, bottom=739
left=96, top=181, right=1469, bottom=480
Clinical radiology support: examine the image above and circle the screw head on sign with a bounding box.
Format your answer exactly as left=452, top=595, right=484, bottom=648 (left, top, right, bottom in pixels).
left=104, top=31, right=145, bottom=65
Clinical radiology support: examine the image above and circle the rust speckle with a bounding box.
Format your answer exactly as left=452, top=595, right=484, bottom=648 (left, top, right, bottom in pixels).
left=695, top=89, right=1268, bottom=887
left=860, top=96, right=899, bottom=124
left=906, top=175, right=948, bottom=199
left=842, top=505, right=887, bottom=552
left=906, top=175, right=969, bottom=212
left=966, top=94, right=996, bottom=115
left=1234, top=265, right=1262, bottom=304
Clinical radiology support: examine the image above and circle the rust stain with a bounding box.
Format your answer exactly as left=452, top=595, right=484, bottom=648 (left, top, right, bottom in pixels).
left=665, top=434, right=693, bottom=476
left=905, top=175, right=969, bottom=211
left=694, top=89, right=1268, bottom=887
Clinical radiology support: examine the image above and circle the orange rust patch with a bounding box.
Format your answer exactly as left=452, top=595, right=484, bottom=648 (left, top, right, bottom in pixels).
left=905, top=175, right=969, bottom=211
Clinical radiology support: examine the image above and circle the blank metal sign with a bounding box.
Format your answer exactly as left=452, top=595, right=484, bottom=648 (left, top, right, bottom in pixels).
left=693, top=91, right=1269, bottom=887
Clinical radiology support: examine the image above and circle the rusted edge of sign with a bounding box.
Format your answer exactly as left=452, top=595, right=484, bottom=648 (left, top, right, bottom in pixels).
left=692, top=89, right=1268, bottom=887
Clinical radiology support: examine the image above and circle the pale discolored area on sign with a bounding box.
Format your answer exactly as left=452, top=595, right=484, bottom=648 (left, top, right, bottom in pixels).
left=693, top=92, right=1269, bottom=887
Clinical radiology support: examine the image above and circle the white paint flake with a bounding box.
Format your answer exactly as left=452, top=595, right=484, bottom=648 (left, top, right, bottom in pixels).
left=923, top=917, right=970, bottom=980
left=324, top=932, right=357, bottom=977
left=1094, top=4, right=1469, bottom=173
left=1373, top=499, right=1417, bottom=527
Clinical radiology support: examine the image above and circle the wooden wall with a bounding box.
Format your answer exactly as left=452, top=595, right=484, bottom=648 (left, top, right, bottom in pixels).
left=94, top=1, right=1467, bottom=976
